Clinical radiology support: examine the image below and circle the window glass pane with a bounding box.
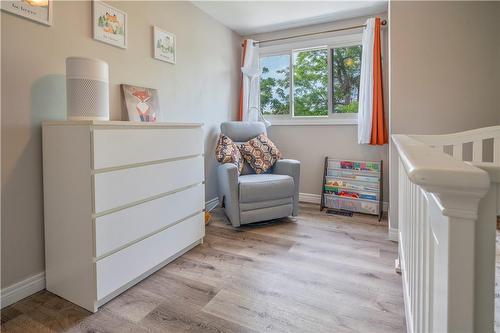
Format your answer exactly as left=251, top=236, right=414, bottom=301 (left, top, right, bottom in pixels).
left=332, top=45, right=362, bottom=113
left=259, top=54, right=290, bottom=115
left=293, top=48, right=328, bottom=117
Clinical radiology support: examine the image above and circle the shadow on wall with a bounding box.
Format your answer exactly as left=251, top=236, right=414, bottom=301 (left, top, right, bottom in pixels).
left=1, top=75, right=66, bottom=286
left=204, top=124, right=221, bottom=201
left=31, top=75, right=67, bottom=123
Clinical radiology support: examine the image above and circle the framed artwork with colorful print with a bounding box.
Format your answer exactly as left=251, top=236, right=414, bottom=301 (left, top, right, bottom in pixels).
left=1, top=0, right=53, bottom=26
left=121, top=84, right=160, bottom=122
left=93, top=0, right=127, bottom=49
left=153, top=26, right=176, bottom=64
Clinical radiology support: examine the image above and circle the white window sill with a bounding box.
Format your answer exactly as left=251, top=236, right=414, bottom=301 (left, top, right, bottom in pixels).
left=266, top=117, right=358, bottom=126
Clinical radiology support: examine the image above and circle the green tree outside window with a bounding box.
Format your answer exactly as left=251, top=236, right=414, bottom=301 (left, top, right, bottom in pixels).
left=259, top=44, right=362, bottom=117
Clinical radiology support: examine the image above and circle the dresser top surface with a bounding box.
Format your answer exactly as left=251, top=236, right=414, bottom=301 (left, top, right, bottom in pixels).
left=43, top=120, right=203, bottom=128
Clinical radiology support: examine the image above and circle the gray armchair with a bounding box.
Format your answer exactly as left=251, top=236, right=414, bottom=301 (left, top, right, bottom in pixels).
left=217, top=122, right=300, bottom=227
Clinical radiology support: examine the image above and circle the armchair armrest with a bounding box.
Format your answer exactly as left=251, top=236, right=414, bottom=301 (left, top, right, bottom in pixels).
left=273, top=159, right=300, bottom=216
left=217, top=163, right=241, bottom=226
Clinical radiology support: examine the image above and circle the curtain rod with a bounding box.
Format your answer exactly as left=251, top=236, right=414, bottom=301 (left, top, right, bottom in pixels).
left=242, top=19, right=387, bottom=47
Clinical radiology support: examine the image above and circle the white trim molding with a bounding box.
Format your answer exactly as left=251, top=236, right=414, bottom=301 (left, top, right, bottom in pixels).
left=299, top=192, right=321, bottom=204
left=268, top=117, right=357, bottom=126
left=205, top=197, right=219, bottom=212
left=388, top=227, right=398, bottom=242
left=1, top=272, right=46, bottom=309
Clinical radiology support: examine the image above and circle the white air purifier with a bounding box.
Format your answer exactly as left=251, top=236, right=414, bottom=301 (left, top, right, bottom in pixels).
left=66, top=57, right=109, bottom=120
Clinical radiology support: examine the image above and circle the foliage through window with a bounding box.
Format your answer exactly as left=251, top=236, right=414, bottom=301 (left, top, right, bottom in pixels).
left=293, top=48, right=328, bottom=116
left=259, top=42, right=362, bottom=118
left=260, top=54, right=290, bottom=115
left=332, top=46, right=361, bottom=114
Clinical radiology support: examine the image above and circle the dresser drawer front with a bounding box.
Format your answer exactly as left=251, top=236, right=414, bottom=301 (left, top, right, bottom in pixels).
left=96, top=212, right=204, bottom=300
left=95, top=184, right=204, bottom=258
left=94, top=156, right=204, bottom=214
left=93, top=128, right=203, bottom=170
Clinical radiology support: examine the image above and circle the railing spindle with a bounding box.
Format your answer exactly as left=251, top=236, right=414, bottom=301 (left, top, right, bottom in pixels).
left=452, top=144, right=463, bottom=161
left=494, top=136, right=500, bottom=164
left=473, top=140, right=483, bottom=162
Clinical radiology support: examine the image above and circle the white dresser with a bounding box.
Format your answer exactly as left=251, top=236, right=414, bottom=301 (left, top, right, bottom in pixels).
left=42, top=121, right=205, bottom=312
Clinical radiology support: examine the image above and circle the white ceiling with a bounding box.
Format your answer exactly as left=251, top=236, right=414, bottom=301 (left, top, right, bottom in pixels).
left=192, top=1, right=388, bottom=36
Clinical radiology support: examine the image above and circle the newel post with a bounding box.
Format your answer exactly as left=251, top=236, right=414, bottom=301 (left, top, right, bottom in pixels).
left=430, top=192, right=482, bottom=332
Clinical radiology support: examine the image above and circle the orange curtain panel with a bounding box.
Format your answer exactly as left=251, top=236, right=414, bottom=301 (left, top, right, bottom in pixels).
left=370, top=17, right=387, bottom=145
left=238, top=40, right=248, bottom=121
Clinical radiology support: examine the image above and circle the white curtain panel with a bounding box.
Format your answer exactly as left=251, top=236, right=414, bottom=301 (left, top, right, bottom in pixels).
left=358, top=18, right=375, bottom=144
left=241, top=39, right=260, bottom=122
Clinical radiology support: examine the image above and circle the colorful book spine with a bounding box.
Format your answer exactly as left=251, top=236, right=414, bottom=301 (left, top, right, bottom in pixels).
left=323, top=187, right=378, bottom=201
left=334, top=160, right=379, bottom=172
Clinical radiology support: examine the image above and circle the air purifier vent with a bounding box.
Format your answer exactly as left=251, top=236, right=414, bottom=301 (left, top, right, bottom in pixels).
left=66, top=57, right=109, bottom=120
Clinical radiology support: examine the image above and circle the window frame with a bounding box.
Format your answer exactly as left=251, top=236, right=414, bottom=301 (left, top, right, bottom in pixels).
left=259, top=33, right=363, bottom=126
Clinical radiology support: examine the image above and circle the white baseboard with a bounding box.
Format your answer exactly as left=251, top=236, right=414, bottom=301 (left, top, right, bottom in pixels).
left=205, top=197, right=219, bottom=212
left=299, top=192, right=321, bottom=204
left=1, top=272, right=46, bottom=309
left=388, top=227, right=399, bottom=242
left=299, top=192, right=389, bottom=212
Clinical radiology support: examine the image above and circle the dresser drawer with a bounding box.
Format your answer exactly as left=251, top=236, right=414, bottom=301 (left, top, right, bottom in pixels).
left=94, top=156, right=203, bottom=213
left=96, top=212, right=204, bottom=300
left=92, top=128, right=203, bottom=170
left=95, top=184, right=204, bottom=257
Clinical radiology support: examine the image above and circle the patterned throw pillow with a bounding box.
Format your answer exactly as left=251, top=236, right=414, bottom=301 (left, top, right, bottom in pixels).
left=239, top=133, right=282, bottom=174
left=215, top=134, right=243, bottom=174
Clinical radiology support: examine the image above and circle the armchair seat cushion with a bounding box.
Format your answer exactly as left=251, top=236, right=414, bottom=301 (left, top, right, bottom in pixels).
left=238, top=174, right=294, bottom=203
left=240, top=197, right=292, bottom=211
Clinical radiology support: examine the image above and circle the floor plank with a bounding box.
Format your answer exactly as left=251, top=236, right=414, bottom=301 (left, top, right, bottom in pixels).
left=495, top=231, right=500, bottom=332
left=1, top=203, right=405, bottom=332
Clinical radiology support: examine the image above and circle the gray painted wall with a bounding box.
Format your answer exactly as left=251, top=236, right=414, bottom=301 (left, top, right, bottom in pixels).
left=388, top=1, right=500, bottom=232
left=246, top=13, right=390, bottom=201
left=390, top=1, right=500, bottom=136
left=268, top=125, right=389, bottom=198
left=1, top=1, right=241, bottom=288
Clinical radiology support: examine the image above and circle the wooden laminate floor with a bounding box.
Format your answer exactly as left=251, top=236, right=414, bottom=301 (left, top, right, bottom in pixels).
left=495, top=231, right=500, bottom=332
left=1, top=203, right=406, bottom=333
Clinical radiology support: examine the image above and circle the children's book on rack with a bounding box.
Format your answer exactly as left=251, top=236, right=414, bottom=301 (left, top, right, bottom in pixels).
left=321, top=158, right=383, bottom=221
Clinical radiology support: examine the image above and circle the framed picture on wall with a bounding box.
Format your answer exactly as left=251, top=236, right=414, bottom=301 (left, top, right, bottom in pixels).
left=92, top=0, right=127, bottom=49
left=153, top=26, right=176, bottom=64
left=1, top=0, right=53, bottom=26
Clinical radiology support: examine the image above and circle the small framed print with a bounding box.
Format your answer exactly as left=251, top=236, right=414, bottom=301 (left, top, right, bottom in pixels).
left=93, top=0, right=127, bottom=49
left=154, top=26, right=176, bottom=64
left=1, top=0, right=53, bottom=26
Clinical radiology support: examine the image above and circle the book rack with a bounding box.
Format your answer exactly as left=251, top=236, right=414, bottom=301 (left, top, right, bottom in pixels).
left=320, top=158, right=383, bottom=221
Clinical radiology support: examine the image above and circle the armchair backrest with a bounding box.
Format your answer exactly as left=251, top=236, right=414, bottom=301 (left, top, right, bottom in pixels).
left=220, top=122, right=267, bottom=142
left=220, top=121, right=268, bottom=175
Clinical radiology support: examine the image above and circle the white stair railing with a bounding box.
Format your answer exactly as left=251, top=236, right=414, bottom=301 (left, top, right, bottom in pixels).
left=410, top=125, right=500, bottom=216
left=392, top=131, right=497, bottom=333
left=409, top=126, right=500, bottom=166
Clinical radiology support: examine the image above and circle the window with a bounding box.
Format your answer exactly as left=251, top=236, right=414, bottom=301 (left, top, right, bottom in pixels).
left=260, top=54, right=290, bottom=115
left=293, top=48, right=328, bottom=116
left=259, top=34, right=362, bottom=125
left=332, top=46, right=362, bottom=114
